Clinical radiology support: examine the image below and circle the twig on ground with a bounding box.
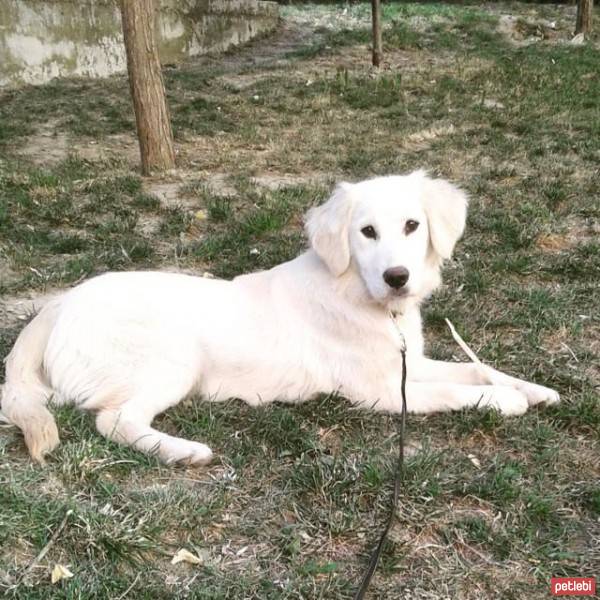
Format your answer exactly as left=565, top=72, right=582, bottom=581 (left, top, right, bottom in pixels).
left=445, top=318, right=482, bottom=364
left=19, top=509, right=73, bottom=583
left=116, top=573, right=141, bottom=600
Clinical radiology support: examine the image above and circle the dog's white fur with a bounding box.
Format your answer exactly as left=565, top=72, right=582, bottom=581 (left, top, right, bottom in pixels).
left=1, top=171, right=559, bottom=464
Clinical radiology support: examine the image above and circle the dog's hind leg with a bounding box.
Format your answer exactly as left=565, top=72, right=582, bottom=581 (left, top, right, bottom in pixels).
left=95, top=403, right=213, bottom=465
left=92, top=375, right=212, bottom=466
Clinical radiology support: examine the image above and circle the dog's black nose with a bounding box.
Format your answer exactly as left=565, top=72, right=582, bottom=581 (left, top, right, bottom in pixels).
left=383, top=266, right=409, bottom=289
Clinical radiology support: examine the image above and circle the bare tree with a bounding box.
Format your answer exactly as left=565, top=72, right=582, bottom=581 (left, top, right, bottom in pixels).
left=575, top=0, right=593, bottom=35
left=371, top=0, right=383, bottom=67
left=120, top=0, right=175, bottom=175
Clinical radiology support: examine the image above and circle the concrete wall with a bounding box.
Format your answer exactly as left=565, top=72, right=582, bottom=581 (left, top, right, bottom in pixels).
left=0, top=0, right=279, bottom=88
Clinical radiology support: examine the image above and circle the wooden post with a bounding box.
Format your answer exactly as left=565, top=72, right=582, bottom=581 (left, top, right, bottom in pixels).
left=119, top=0, right=175, bottom=175
left=371, top=0, right=383, bottom=67
left=575, top=0, right=593, bottom=35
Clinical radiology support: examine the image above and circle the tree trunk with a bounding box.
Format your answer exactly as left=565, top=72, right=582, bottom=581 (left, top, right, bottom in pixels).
left=371, top=0, right=383, bottom=67
left=119, top=0, right=175, bottom=175
left=575, top=0, right=593, bottom=35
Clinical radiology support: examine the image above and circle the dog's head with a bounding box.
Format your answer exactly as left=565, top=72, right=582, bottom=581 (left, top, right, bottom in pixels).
left=305, top=170, right=468, bottom=310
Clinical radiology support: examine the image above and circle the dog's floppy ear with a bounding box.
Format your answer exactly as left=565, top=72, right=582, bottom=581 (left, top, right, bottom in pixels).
left=421, top=173, right=468, bottom=260
left=305, top=182, right=355, bottom=276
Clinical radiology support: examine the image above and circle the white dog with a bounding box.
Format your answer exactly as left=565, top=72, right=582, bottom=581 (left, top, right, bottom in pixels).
left=1, top=171, right=559, bottom=465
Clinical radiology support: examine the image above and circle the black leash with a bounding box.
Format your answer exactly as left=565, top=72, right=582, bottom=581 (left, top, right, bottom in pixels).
left=354, top=326, right=407, bottom=600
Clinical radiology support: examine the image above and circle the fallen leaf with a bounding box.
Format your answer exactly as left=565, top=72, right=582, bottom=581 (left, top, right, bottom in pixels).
left=51, top=564, right=74, bottom=583
left=483, top=98, right=505, bottom=109
left=404, top=440, right=423, bottom=458
left=171, top=548, right=203, bottom=566
left=467, top=454, right=482, bottom=469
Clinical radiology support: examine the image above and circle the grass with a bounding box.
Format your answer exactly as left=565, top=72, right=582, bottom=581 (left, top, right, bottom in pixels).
left=1, top=2, right=599, bottom=598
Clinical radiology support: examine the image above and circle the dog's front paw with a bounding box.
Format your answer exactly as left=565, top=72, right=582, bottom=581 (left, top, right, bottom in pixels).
left=517, top=382, right=560, bottom=407
left=483, top=387, right=529, bottom=416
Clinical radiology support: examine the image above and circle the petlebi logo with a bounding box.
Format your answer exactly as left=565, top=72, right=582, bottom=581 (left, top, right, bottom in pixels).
left=551, top=577, right=596, bottom=596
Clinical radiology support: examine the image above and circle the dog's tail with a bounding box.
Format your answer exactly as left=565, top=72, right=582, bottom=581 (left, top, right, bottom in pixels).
left=1, top=299, right=61, bottom=462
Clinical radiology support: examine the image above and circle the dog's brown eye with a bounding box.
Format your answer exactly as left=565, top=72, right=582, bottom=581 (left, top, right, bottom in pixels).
left=361, top=225, right=377, bottom=240
left=405, top=220, right=419, bottom=235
